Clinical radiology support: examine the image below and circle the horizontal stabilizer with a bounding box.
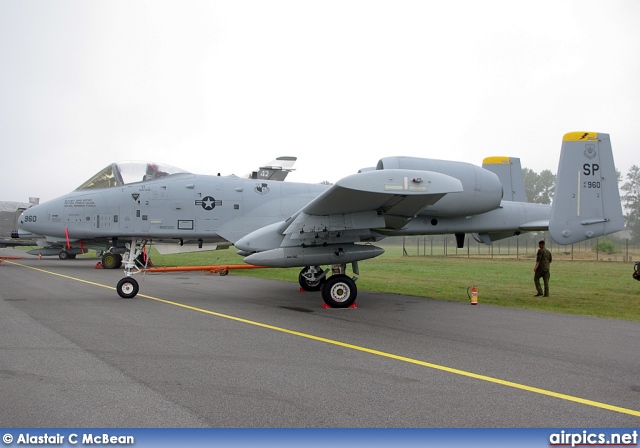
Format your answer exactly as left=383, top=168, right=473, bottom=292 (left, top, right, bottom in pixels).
left=471, top=231, right=524, bottom=245
left=549, top=132, right=625, bottom=244
left=519, top=220, right=550, bottom=231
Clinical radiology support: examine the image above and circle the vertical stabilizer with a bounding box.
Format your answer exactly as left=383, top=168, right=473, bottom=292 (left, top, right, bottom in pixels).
left=549, top=132, right=624, bottom=244
left=482, top=156, right=527, bottom=202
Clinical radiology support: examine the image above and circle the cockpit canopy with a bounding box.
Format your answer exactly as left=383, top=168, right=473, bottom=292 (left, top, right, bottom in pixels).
left=76, top=161, right=190, bottom=190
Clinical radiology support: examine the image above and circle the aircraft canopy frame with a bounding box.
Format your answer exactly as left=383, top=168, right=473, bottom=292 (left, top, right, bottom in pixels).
left=75, top=161, right=190, bottom=190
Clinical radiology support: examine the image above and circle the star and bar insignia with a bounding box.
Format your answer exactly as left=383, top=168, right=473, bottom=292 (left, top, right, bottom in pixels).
left=195, top=196, right=222, bottom=210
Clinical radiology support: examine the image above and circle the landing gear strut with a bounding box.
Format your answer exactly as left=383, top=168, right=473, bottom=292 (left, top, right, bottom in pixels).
left=116, top=239, right=148, bottom=299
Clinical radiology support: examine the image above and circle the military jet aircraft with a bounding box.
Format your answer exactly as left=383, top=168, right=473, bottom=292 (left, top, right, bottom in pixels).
left=18, top=132, right=624, bottom=307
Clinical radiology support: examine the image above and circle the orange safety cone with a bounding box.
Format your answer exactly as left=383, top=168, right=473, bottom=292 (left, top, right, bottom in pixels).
left=38, top=253, right=42, bottom=260
left=468, top=285, right=478, bottom=305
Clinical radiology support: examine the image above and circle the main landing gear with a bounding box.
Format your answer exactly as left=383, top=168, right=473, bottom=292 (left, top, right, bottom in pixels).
left=111, top=242, right=358, bottom=307
left=101, top=252, right=123, bottom=269
left=299, top=264, right=358, bottom=308
left=116, top=239, right=148, bottom=299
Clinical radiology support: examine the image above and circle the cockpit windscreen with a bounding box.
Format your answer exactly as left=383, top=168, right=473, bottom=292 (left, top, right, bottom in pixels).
left=75, top=161, right=190, bottom=190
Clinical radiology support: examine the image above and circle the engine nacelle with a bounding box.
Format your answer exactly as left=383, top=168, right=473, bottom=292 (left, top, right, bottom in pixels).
left=376, top=157, right=503, bottom=216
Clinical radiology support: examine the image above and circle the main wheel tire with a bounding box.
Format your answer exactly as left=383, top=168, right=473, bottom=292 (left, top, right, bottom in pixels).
left=58, top=251, right=69, bottom=260
left=102, top=253, right=123, bottom=269
left=321, top=274, right=357, bottom=308
left=116, top=277, right=139, bottom=299
left=298, top=266, right=325, bottom=292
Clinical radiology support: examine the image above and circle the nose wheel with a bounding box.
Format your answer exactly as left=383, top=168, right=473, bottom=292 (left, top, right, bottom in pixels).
left=117, top=277, right=139, bottom=299
left=115, top=239, right=147, bottom=299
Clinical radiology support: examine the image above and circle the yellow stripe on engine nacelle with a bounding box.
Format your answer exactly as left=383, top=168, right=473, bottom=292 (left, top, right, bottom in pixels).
left=482, top=156, right=511, bottom=165
left=563, top=132, right=598, bottom=141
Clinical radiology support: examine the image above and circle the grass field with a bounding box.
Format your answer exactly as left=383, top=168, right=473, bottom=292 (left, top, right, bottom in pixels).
left=140, top=243, right=640, bottom=322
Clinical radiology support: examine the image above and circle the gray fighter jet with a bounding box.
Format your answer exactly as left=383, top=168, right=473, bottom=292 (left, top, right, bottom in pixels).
left=18, top=132, right=624, bottom=307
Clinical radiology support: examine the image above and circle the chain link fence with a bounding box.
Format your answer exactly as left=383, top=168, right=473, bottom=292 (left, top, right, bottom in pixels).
left=394, top=233, right=638, bottom=262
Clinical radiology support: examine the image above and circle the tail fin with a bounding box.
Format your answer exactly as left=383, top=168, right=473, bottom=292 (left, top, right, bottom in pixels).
left=482, top=156, right=527, bottom=202
left=549, top=132, right=624, bottom=244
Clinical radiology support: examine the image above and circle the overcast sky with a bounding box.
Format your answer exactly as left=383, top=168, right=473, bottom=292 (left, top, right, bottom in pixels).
left=1, top=0, right=639, bottom=203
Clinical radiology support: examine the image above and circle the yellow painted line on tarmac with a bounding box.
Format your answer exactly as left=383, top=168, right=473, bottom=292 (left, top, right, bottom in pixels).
left=7, top=260, right=640, bottom=418
left=7, top=261, right=118, bottom=290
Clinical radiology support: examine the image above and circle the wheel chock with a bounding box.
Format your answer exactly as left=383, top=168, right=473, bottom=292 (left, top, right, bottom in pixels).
left=322, top=302, right=357, bottom=309
left=94, top=262, right=104, bottom=269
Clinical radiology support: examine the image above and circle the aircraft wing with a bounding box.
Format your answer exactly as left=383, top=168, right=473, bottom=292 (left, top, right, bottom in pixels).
left=300, top=169, right=463, bottom=229
left=235, top=169, right=463, bottom=257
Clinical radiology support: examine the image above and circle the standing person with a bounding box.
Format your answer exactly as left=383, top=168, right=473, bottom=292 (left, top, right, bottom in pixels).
left=534, top=240, right=552, bottom=297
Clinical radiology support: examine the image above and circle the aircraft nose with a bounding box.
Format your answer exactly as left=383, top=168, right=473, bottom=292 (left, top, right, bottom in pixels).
left=19, top=206, right=42, bottom=233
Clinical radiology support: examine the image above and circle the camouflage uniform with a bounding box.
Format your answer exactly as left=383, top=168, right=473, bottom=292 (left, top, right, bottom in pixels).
left=534, top=243, right=552, bottom=296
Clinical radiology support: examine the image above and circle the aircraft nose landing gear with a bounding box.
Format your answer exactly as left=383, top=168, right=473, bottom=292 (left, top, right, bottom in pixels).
left=116, top=239, right=147, bottom=299
left=117, top=277, right=139, bottom=299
